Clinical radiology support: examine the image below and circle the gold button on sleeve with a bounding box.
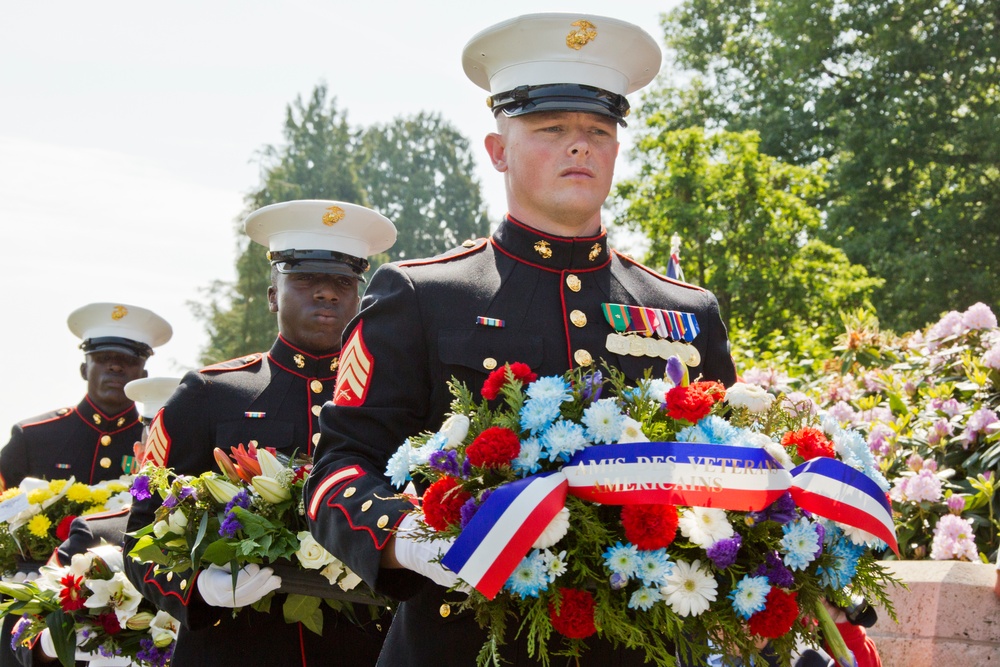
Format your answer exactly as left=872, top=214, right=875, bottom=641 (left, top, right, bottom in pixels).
left=361, top=500, right=373, bottom=512
left=343, top=486, right=356, bottom=498
left=100, top=435, right=112, bottom=446
left=439, top=604, right=451, bottom=618
left=376, top=515, right=389, bottom=529
left=483, top=357, right=497, bottom=370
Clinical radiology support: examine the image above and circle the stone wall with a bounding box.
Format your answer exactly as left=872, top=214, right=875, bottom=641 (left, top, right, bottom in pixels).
left=868, top=560, right=1000, bottom=665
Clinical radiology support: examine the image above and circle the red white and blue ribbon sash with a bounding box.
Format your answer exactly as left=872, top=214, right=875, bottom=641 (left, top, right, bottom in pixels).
left=442, top=442, right=898, bottom=599
left=789, top=457, right=896, bottom=552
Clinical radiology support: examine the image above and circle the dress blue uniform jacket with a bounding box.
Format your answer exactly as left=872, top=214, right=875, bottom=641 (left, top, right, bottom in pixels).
left=305, top=217, right=738, bottom=666
left=0, top=397, right=142, bottom=491
left=123, top=336, right=386, bottom=667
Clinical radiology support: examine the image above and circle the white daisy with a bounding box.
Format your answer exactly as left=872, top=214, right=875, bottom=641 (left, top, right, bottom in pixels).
left=661, top=559, right=718, bottom=617
left=617, top=417, right=650, bottom=443
left=678, top=507, right=734, bottom=548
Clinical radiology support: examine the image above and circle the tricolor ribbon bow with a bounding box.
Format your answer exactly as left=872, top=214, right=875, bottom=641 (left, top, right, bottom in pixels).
left=441, top=442, right=897, bottom=599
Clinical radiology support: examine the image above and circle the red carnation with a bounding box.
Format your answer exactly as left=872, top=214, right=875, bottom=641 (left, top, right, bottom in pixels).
left=549, top=588, right=597, bottom=639
left=56, top=514, right=77, bottom=542
left=421, top=476, right=471, bottom=532
left=58, top=573, right=86, bottom=612
left=481, top=362, right=538, bottom=400
left=748, top=588, right=799, bottom=639
left=97, top=612, right=122, bottom=635
left=621, top=503, right=679, bottom=550
left=665, top=381, right=725, bottom=423
left=782, top=427, right=835, bottom=461
left=466, top=427, right=521, bottom=469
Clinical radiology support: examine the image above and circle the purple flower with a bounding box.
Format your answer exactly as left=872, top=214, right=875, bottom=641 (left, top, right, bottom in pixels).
left=219, top=490, right=251, bottom=537
left=137, top=638, right=174, bottom=667
left=130, top=476, right=152, bottom=501
left=9, top=617, right=29, bottom=650
left=666, top=357, right=686, bottom=386
left=747, top=492, right=798, bottom=526
left=754, top=551, right=795, bottom=588
left=707, top=534, right=742, bottom=569
left=609, top=572, right=628, bottom=590
left=947, top=495, right=966, bottom=514
left=429, top=450, right=461, bottom=477
left=162, top=494, right=178, bottom=509
left=459, top=489, right=492, bottom=528
left=581, top=370, right=604, bottom=403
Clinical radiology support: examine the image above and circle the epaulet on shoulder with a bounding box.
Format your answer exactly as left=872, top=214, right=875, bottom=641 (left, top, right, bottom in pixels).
left=200, top=353, right=264, bottom=374
left=613, top=250, right=706, bottom=292
left=20, top=407, right=74, bottom=428
left=398, top=238, right=489, bottom=268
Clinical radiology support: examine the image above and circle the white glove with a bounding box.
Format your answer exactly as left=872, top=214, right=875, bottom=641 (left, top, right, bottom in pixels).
left=393, top=512, right=465, bottom=590
left=196, top=563, right=282, bottom=607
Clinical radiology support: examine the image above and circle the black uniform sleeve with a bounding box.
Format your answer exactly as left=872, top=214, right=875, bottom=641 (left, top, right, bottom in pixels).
left=305, top=265, right=433, bottom=601
left=122, top=372, right=222, bottom=631
left=0, top=425, right=29, bottom=492
left=695, top=290, right=737, bottom=387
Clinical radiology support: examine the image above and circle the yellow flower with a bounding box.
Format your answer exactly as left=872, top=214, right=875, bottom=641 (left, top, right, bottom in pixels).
left=66, top=483, right=92, bottom=503
left=0, top=488, right=19, bottom=501
left=83, top=504, right=106, bottom=515
left=105, top=482, right=128, bottom=493
left=27, top=514, right=51, bottom=538
left=27, top=489, right=53, bottom=505
left=48, top=480, right=68, bottom=494
left=90, top=489, right=111, bottom=505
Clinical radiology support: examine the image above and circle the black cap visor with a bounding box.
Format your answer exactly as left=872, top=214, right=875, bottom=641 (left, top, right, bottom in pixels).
left=491, top=84, right=630, bottom=126
left=269, top=249, right=368, bottom=281
left=81, top=337, right=153, bottom=359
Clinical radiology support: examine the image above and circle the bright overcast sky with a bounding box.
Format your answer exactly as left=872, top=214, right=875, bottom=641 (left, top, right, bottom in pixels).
left=0, top=0, right=679, bottom=439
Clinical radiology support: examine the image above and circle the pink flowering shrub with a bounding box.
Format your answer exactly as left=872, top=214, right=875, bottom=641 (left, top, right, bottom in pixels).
left=737, top=303, right=1000, bottom=561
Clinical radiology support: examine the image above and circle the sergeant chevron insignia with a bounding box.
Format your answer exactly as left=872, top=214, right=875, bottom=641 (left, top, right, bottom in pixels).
left=334, top=322, right=373, bottom=407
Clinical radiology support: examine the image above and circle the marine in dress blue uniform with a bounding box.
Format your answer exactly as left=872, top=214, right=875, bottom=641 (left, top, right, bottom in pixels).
left=305, top=14, right=738, bottom=667
left=0, top=303, right=172, bottom=491
left=123, top=201, right=396, bottom=667
left=0, top=304, right=170, bottom=667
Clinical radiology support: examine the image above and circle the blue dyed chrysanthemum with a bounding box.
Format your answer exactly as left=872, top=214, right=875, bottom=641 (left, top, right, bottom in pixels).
left=677, top=415, right=739, bottom=445
left=520, top=397, right=562, bottom=435
left=541, top=420, right=589, bottom=462
left=780, top=518, right=821, bottom=571
left=512, top=438, right=543, bottom=476
left=582, top=398, right=625, bottom=444
left=505, top=550, right=549, bottom=598
left=636, top=548, right=673, bottom=587
left=729, top=575, right=772, bottom=620
left=526, top=376, right=573, bottom=403
left=603, top=541, right=640, bottom=579
left=385, top=440, right=414, bottom=488
left=628, top=586, right=663, bottom=611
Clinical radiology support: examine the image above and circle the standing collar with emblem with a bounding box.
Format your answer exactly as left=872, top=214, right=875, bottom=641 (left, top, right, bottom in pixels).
left=78, top=396, right=140, bottom=433
left=268, top=335, right=340, bottom=380
left=492, top=216, right=610, bottom=271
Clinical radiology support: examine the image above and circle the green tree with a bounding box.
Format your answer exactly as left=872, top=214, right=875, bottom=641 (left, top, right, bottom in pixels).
left=357, top=112, right=489, bottom=260
left=648, top=0, right=999, bottom=331
left=193, top=84, right=365, bottom=364
left=193, top=88, right=490, bottom=364
left=616, top=127, right=882, bottom=356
